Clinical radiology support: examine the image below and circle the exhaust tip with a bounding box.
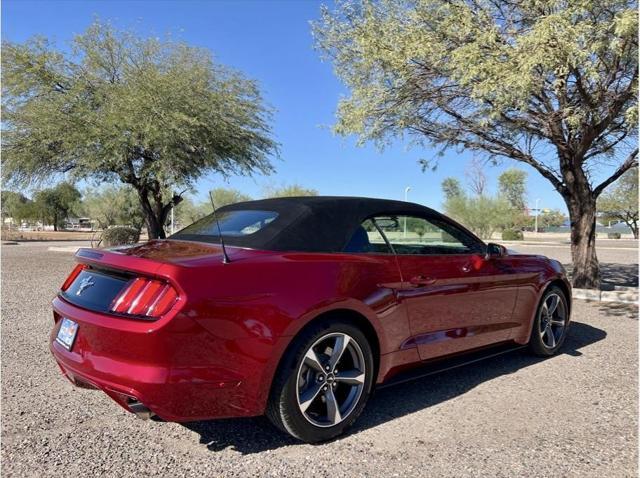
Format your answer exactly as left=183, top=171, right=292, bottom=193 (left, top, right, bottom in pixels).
left=128, top=400, right=155, bottom=420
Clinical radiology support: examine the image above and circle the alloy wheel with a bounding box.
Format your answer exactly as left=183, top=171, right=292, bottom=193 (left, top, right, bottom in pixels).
left=296, top=332, right=366, bottom=428
left=539, top=293, right=567, bottom=349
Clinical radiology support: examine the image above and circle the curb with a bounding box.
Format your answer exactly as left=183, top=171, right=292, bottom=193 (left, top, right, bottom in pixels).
left=573, top=287, right=638, bottom=304
left=48, top=246, right=81, bottom=253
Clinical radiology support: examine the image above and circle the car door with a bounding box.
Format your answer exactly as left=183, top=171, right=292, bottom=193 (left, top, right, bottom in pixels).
left=372, top=214, right=521, bottom=361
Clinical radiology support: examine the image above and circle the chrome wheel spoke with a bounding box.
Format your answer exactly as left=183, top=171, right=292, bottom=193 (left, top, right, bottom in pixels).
left=550, top=318, right=565, bottom=327
left=546, top=295, right=560, bottom=315
left=328, top=334, right=350, bottom=370
left=546, top=325, right=556, bottom=348
left=541, top=302, right=549, bottom=318
left=299, top=382, right=324, bottom=412
left=334, top=369, right=365, bottom=385
left=304, top=348, right=325, bottom=373
left=324, top=387, right=342, bottom=425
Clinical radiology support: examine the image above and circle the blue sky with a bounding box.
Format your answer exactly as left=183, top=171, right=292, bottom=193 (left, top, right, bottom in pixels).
left=3, top=0, right=570, bottom=212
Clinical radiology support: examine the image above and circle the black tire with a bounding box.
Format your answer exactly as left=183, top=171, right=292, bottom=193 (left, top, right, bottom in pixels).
left=266, top=319, right=375, bottom=443
left=528, top=286, right=570, bottom=357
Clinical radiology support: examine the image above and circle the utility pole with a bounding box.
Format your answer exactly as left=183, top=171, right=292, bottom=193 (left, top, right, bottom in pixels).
left=534, top=198, right=540, bottom=234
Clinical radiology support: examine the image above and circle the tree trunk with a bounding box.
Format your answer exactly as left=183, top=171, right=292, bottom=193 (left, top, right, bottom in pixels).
left=136, top=188, right=166, bottom=240
left=134, top=187, right=182, bottom=240
left=53, top=212, right=58, bottom=232
left=566, top=196, right=600, bottom=289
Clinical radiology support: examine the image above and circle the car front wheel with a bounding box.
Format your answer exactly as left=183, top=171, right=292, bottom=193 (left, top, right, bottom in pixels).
left=267, top=320, right=375, bottom=443
left=528, top=286, right=570, bottom=356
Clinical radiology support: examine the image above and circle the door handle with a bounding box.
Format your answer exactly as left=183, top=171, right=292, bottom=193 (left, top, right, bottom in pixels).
left=409, top=275, right=437, bottom=286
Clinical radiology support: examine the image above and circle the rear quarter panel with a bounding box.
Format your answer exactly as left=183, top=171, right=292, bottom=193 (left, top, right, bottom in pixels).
left=159, top=250, right=409, bottom=412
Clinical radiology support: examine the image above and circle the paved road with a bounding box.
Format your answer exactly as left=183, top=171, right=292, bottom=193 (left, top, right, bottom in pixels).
left=1, top=242, right=638, bottom=477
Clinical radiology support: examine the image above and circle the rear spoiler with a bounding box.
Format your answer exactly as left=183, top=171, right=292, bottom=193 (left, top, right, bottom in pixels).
left=75, top=248, right=167, bottom=279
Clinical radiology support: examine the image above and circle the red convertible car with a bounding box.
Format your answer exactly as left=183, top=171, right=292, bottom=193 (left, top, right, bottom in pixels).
left=50, top=196, right=571, bottom=442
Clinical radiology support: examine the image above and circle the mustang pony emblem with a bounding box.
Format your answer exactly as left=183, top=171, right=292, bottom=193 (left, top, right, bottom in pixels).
left=76, top=276, right=95, bottom=296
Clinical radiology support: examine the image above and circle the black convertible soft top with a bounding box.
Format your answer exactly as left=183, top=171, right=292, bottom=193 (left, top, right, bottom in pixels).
left=171, top=196, right=478, bottom=253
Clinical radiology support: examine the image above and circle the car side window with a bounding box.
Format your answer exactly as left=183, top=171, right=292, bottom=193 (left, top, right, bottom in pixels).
left=343, top=219, right=392, bottom=254
left=372, top=215, right=482, bottom=255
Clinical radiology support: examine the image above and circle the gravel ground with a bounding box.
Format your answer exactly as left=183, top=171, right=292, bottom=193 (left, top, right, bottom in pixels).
left=1, top=242, right=638, bottom=477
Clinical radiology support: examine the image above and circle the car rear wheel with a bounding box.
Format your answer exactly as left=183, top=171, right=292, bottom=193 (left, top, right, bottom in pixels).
left=266, top=320, right=375, bottom=443
left=528, top=286, right=570, bottom=356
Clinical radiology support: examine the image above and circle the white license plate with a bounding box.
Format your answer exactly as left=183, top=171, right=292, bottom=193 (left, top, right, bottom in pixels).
left=56, top=318, right=79, bottom=350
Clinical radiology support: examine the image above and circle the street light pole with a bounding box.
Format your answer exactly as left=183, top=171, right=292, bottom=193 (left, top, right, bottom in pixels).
left=403, top=186, right=411, bottom=238
left=534, top=198, right=540, bottom=234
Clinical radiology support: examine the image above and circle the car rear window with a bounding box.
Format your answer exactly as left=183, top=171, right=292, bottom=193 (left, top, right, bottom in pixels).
left=171, top=209, right=278, bottom=242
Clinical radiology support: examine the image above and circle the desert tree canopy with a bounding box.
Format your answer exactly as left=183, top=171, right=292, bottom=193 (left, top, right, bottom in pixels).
left=2, top=21, right=278, bottom=239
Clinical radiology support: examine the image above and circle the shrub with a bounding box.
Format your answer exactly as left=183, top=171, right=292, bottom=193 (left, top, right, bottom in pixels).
left=607, top=232, right=621, bottom=239
left=502, top=229, right=524, bottom=241
left=101, top=226, right=140, bottom=247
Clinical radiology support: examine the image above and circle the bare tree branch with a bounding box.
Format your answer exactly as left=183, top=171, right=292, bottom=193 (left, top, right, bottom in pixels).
left=593, top=148, right=639, bottom=197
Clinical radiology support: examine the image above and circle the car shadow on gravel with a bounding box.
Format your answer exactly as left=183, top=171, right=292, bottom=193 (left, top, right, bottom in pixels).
left=183, top=321, right=606, bottom=454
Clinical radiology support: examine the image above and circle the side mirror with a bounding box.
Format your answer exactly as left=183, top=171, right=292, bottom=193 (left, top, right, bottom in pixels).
left=485, top=242, right=507, bottom=259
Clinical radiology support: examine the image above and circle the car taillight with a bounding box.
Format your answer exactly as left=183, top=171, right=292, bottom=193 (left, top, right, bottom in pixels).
left=110, top=277, right=178, bottom=319
left=61, top=264, right=86, bottom=291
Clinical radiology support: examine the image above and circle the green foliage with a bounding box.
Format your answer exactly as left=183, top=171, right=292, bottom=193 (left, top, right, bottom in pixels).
left=607, top=232, right=622, bottom=239
left=441, top=177, right=463, bottom=201
left=501, top=229, right=524, bottom=241
left=1, top=190, right=34, bottom=225
left=101, top=226, right=140, bottom=247
left=598, top=169, right=639, bottom=238
left=2, top=21, right=278, bottom=239
left=314, top=1, right=637, bottom=171
left=498, top=169, right=527, bottom=211
left=444, top=194, right=512, bottom=240
left=209, top=187, right=252, bottom=207
left=263, top=184, right=319, bottom=198
left=32, top=182, right=81, bottom=230
left=83, top=185, right=144, bottom=231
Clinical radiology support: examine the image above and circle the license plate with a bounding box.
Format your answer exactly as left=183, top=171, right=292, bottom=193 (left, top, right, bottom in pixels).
left=56, top=318, right=79, bottom=350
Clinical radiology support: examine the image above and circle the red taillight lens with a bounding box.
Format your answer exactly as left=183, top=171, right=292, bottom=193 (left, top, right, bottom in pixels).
left=61, top=264, right=86, bottom=291
left=110, top=277, right=178, bottom=319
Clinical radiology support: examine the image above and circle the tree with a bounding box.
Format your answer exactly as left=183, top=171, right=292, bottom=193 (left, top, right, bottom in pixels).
left=209, top=187, right=252, bottom=207
left=444, top=194, right=511, bottom=240
left=2, top=21, right=277, bottom=240
left=83, top=185, right=144, bottom=231
left=314, top=0, right=638, bottom=288
left=33, top=182, right=81, bottom=231
left=598, top=169, right=639, bottom=238
left=465, top=158, right=487, bottom=196
left=441, top=177, right=463, bottom=201
left=1, top=191, right=33, bottom=227
left=498, top=169, right=527, bottom=212
left=263, top=184, right=319, bottom=198
left=532, top=209, right=567, bottom=231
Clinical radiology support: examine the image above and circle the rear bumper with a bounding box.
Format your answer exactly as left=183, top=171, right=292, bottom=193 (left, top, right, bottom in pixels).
left=50, top=296, right=269, bottom=422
